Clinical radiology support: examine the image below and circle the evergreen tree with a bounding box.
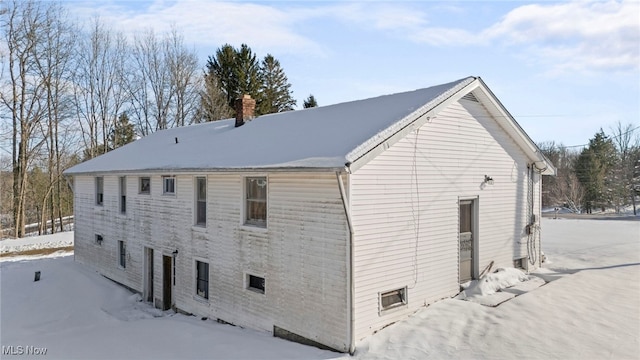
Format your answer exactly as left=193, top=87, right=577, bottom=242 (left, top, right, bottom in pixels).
left=205, top=44, right=262, bottom=112
left=110, top=113, right=135, bottom=149
left=259, top=54, right=296, bottom=114
left=575, top=129, right=617, bottom=213
left=303, top=94, right=318, bottom=108
left=235, top=44, right=262, bottom=105
left=206, top=44, right=238, bottom=108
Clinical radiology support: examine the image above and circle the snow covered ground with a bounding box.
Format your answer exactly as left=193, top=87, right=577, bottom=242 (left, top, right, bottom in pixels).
left=1, top=218, right=638, bottom=359
left=0, top=232, right=73, bottom=257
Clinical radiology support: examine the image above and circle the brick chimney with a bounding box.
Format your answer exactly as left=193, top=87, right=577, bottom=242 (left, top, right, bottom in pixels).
left=235, top=94, right=256, bottom=127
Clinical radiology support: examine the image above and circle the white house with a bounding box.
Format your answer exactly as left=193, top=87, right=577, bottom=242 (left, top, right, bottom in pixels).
left=64, top=76, right=555, bottom=353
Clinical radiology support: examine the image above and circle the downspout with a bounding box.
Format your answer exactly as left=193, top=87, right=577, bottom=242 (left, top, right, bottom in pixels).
left=336, top=171, right=355, bottom=355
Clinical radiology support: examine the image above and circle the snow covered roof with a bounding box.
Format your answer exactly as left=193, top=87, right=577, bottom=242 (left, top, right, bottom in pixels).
left=65, top=76, right=553, bottom=175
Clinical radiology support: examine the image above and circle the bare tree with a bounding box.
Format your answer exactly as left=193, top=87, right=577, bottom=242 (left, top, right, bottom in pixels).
left=73, top=18, right=129, bottom=159
left=199, top=72, right=233, bottom=122
left=539, top=141, right=584, bottom=212
left=166, top=28, right=201, bottom=127
left=609, top=122, right=640, bottom=214
left=32, top=2, right=76, bottom=234
left=129, top=28, right=201, bottom=134
left=1, top=0, right=49, bottom=237
left=130, top=29, right=172, bottom=135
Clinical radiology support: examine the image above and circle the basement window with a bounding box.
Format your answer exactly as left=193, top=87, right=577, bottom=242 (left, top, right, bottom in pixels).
left=380, top=287, right=407, bottom=312
left=196, top=260, right=209, bottom=299
left=247, top=274, right=265, bottom=294
left=514, top=258, right=528, bottom=271
left=118, top=240, right=126, bottom=268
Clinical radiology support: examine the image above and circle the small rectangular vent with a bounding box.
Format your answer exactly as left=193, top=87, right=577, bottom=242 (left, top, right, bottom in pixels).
left=461, top=93, right=479, bottom=102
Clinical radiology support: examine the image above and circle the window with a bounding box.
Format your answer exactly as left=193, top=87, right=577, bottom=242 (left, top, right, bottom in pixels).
left=163, top=176, right=176, bottom=195
left=380, top=287, right=406, bottom=311
left=196, top=261, right=209, bottom=299
left=195, top=177, right=206, bottom=226
left=139, top=177, right=150, bottom=194
left=95, top=177, right=104, bottom=206
left=119, top=177, right=126, bottom=213
left=95, top=234, right=103, bottom=245
left=247, top=274, right=265, bottom=294
left=245, top=177, right=267, bottom=227
left=118, top=240, right=126, bottom=268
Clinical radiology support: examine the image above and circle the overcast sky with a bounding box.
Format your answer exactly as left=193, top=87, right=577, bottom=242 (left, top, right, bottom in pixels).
left=66, top=0, right=639, bottom=148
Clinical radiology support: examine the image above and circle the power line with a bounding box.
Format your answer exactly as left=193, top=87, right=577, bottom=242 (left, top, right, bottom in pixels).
left=551, top=125, right=640, bottom=149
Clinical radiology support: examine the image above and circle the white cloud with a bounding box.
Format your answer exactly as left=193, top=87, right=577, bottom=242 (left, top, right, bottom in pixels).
left=482, top=0, right=639, bottom=73
left=67, top=0, right=639, bottom=75
left=330, top=0, right=639, bottom=74
left=68, top=0, right=326, bottom=57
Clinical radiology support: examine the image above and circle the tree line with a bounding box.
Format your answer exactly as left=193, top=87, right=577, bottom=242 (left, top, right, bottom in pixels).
left=539, top=123, right=640, bottom=214
left=0, top=0, right=318, bottom=238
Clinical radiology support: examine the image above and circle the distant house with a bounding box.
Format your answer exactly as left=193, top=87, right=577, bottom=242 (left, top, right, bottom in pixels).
left=64, top=76, right=555, bottom=353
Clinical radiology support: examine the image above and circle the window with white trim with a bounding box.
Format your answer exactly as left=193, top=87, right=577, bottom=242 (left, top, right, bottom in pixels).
left=380, top=287, right=406, bottom=311
left=95, top=177, right=104, bottom=206
left=163, top=176, right=175, bottom=195
left=245, top=177, right=267, bottom=227
left=195, top=177, right=206, bottom=226
left=196, top=260, right=209, bottom=299
left=119, top=176, right=126, bottom=213
left=139, top=177, right=150, bottom=194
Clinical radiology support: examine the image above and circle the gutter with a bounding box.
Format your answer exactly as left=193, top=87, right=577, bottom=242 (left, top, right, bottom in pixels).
left=335, top=170, right=355, bottom=354
left=63, top=166, right=346, bottom=177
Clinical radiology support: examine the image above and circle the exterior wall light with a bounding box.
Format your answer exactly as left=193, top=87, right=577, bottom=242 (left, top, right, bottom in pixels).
left=484, top=175, right=494, bottom=185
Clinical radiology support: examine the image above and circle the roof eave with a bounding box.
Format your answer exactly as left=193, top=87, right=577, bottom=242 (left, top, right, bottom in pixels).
left=347, top=77, right=478, bottom=173
left=473, top=78, right=557, bottom=176
left=63, top=166, right=348, bottom=176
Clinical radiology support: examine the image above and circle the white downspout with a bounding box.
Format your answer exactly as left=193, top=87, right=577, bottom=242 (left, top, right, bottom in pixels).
left=336, top=171, right=355, bottom=354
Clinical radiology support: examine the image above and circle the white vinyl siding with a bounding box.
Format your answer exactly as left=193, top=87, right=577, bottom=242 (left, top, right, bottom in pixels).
left=72, top=172, right=349, bottom=352
left=350, top=98, right=540, bottom=340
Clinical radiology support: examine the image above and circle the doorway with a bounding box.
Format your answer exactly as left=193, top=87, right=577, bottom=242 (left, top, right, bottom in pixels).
left=162, top=255, right=172, bottom=311
left=144, top=247, right=154, bottom=303
left=459, top=199, right=476, bottom=283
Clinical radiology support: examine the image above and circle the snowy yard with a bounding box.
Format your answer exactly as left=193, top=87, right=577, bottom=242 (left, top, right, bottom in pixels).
left=1, top=218, right=638, bottom=359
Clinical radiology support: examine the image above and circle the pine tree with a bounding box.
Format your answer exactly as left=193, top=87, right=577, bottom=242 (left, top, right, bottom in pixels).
left=205, top=44, right=262, bottom=112
left=110, top=113, right=136, bottom=149
left=575, top=129, right=617, bottom=213
left=206, top=44, right=238, bottom=108
left=303, top=94, right=318, bottom=108
left=259, top=54, right=296, bottom=114
left=235, top=44, right=262, bottom=106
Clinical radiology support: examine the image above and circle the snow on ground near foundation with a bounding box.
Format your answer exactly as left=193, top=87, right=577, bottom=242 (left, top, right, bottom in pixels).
left=0, top=231, right=73, bottom=255
left=1, top=218, right=639, bottom=359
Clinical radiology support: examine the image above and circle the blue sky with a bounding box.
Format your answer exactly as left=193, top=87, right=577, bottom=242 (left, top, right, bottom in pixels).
left=67, top=0, right=639, bottom=147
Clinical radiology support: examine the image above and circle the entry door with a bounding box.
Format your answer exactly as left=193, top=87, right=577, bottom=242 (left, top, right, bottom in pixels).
left=144, top=247, right=154, bottom=303
left=459, top=200, right=475, bottom=283
left=162, top=255, right=172, bottom=311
